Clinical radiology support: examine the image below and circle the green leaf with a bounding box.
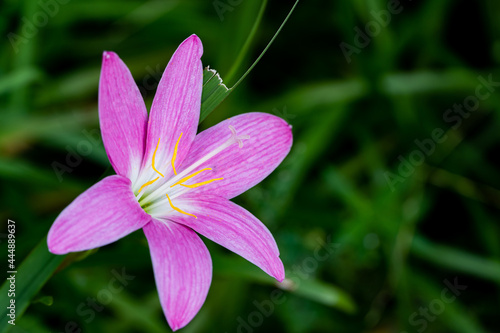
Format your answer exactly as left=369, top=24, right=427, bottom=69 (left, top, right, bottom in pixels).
left=200, top=0, right=300, bottom=122
left=214, top=253, right=356, bottom=313
left=290, top=278, right=356, bottom=314
left=411, top=235, right=500, bottom=284
left=0, top=67, right=42, bottom=95
left=0, top=239, right=65, bottom=333
left=200, top=67, right=231, bottom=123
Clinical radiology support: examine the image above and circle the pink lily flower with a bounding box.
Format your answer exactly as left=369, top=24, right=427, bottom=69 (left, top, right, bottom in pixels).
left=47, top=35, right=292, bottom=330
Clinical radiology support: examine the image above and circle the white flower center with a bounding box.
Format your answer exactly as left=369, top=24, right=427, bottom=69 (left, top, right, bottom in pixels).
left=132, top=125, right=249, bottom=219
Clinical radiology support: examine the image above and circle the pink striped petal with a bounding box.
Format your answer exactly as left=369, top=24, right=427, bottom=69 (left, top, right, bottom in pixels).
left=179, top=113, right=293, bottom=199
left=99, top=52, right=148, bottom=181
left=47, top=175, right=151, bottom=254
left=171, top=195, right=284, bottom=282
left=143, top=219, right=212, bottom=331
left=142, top=35, right=203, bottom=179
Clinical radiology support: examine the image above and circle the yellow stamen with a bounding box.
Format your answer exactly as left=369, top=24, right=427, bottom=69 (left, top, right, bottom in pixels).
left=179, top=178, right=224, bottom=188
left=171, top=132, right=183, bottom=175
left=166, top=193, right=197, bottom=218
left=152, top=138, right=164, bottom=177
left=138, top=177, right=160, bottom=193
left=170, top=168, right=212, bottom=187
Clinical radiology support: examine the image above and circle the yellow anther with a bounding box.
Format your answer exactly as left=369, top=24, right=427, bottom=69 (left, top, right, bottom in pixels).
left=171, top=132, right=183, bottom=175
left=179, top=178, right=224, bottom=188
left=170, top=168, right=212, bottom=188
left=138, top=176, right=159, bottom=193
left=152, top=138, right=164, bottom=177
left=166, top=193, right=197, bottom=218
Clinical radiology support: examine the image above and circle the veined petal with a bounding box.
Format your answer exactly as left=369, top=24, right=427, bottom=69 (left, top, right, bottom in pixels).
left=179, top=113, right=293, bottom=199
left=142, top=35, right=203, bottom=180
left=171, top=195, right=284, bottom=282
left=47, top=175, right=151, bottom=254
left=144, top=220, right=212, bottom=331
left=99, top=51, right=148, bottom=181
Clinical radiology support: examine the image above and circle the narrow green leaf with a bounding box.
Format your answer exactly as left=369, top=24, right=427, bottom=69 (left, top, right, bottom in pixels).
left=214, top=254, right=356, bottom=313
left=411, top=235, right=500, bottom=284
left=380, top=69, right=488, bottom=95
left=290, top=279, right=356, bottom=314
left=200, top=67, right=231, bottom=122
left=0, top=239, right=65, bottom=333
left=0, top=67, right=42, bottom=95
left=224, top=0, right=268, bottom=84
left=200, top=0, right=299, bottom=120
left=230, top=0, right=300, bottom=90
left=202, top=66, right=217, bottom=85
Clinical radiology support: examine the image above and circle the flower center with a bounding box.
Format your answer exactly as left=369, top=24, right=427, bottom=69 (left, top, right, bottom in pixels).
left=134, top=125, right=249, bottom=219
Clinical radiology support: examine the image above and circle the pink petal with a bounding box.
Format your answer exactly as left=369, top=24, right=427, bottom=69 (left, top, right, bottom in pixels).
left=179, top=112, right=293, bottom=199
left=143, top=219, right=212, bottom=331
left=142, top=35, right=203, bottom=179
left=171, top=195, right=285, bottom=282
left=47, top=175, right=151, bottom=254
left=99, top=51, right=148, bottom=181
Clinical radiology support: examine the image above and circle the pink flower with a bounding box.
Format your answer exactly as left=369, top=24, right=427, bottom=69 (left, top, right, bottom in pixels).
left=47, top=35, right=292, bottom=330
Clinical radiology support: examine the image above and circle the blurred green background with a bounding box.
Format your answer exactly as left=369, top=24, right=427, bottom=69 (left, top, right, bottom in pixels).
left=1, top=0, right=500, bottom=332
